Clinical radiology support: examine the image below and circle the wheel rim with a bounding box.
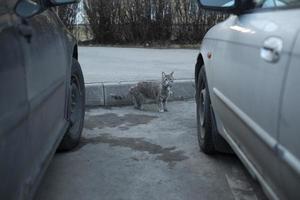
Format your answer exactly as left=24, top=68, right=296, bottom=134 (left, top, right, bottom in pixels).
left=198, top=79, right=207, bottom=139
left=69, top=75, right=83, bottom=138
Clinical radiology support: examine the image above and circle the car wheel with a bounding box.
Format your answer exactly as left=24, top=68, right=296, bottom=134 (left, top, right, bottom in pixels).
left=58, top=59, right=85, bottom=151
left=196, top=67, right=215, bottom=154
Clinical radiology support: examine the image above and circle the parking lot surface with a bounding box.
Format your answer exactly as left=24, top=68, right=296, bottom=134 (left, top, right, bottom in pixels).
left=79, top=47, right=198, bottom=83
left=35, top=101, right=267, bottom=200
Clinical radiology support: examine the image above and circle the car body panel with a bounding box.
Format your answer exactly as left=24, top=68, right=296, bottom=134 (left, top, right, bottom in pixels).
left=22, top=10, right=69, bottom=191
left=0, top=11, right=30, bottom=200
left=0, top=1, right=78, bottom=199
left=199, top=7, right=300, bottom=200
left=277, top=32, right=300, bottom=200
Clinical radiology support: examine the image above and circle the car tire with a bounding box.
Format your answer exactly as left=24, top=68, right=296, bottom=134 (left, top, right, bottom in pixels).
left=196, top=67, right=216, bottom=154
left=196, top=67, right=233, bottom=154
left=58, top=59, right=85, bottom=151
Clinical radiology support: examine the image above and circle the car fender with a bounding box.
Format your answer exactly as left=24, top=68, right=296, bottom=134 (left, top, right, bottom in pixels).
left=54, top=14, right=78, bottom=120
left=197, top=38, right=225, bottom=139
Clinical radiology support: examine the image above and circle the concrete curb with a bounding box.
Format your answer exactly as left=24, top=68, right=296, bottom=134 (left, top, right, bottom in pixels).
left=85, top=79, right=195, bottom=106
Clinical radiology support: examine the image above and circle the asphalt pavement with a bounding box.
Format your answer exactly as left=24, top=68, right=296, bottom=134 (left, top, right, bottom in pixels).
left=35, top=100, right=267, bottom=200
left=79, top=47, right=198, bottom=83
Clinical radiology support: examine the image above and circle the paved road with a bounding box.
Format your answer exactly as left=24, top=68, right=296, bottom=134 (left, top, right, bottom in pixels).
left=35, top=101, right=267, bottom=200
left=79, top=47, right=198, bottom=83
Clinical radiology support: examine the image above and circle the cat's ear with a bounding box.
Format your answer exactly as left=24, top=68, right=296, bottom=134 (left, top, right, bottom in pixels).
left=170, top=71, right=174, bottom=76
left=162, top=72, right=166, bottom=77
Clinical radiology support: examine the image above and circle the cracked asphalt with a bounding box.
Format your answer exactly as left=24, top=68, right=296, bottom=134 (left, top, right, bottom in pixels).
left=35, top=101, right=267, bottom=200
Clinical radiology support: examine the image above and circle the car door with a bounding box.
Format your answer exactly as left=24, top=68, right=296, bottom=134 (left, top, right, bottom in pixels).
left=209, top=3, right=299, bottom=198
left=277, top=32, right=300, bottom=199
left=0, top=0, right=31, bottom=199
left=19, top=3, right=69, bottom=179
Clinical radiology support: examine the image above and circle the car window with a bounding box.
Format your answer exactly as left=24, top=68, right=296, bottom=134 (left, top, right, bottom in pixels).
left=261, top=0, right=276, bottom=7
left=254, top=0, right=300, bottom=8
left=222, top=0, right=235, bottom=7
left=275, top=0, right=287, bottom=6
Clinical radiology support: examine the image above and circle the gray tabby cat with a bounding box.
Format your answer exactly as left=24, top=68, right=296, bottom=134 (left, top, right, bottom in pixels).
left=129, top=72, right=174, bottom=112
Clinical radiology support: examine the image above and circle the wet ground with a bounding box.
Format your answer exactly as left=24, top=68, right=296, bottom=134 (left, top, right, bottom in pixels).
left=35, top=101, right=267, bottom=200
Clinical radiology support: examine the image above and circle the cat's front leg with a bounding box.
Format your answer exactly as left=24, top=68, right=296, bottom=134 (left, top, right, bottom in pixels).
left=138, top=104, right=144, bottom=110
left=158, top=98, right=164, bottom=113
left=163, top=99, right=168, bottom=112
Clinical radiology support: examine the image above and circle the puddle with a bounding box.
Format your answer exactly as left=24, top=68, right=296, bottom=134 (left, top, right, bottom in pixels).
left=84, top=113, right=157, bottom=130
left=74, top=134, right=188, bottom=168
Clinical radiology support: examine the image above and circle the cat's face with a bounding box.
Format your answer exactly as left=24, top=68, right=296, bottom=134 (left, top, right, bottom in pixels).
left=162, top=72, right=174, bottom=87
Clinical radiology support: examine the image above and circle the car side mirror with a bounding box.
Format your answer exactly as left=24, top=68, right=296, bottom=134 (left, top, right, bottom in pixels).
left=197, top=0, right=238, bottom=12
left=48, top=0, right=80, bottom=6
left=15, top=0, right=42, bottom=18
left=198, top=0, right=255, bottom=14
left=197, top=0, right=255, bottom=14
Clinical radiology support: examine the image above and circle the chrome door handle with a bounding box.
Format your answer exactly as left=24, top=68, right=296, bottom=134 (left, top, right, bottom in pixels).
left=260, top=37, right=283, bottom=63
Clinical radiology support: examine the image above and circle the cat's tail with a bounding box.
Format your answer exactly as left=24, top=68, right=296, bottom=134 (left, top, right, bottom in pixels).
left=109, top=94, right=128, bottom=100
left=110, top=86, right=135, bottom=100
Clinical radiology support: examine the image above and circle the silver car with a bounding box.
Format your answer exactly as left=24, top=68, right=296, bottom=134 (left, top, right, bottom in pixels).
left=195, top=0, right=300, bottom=199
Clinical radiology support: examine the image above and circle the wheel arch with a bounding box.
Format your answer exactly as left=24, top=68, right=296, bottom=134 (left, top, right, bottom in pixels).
left=64, top=44, right=79, bottom=121
left=72, top=44, right=78, bottom=60
left=195, top=52, right=233, bottom=154
left=195, top=53, right=204, bottom=88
